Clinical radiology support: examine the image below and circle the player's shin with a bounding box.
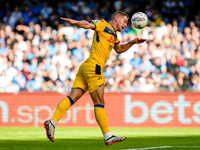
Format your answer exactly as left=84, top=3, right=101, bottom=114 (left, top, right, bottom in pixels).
left=94, top=104, right=112, bottom=139
left=51, top=96, right=74, bottom=126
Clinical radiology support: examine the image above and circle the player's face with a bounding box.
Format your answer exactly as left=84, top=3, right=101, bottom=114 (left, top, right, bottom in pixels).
left=117, top=16, right=128, bottom=31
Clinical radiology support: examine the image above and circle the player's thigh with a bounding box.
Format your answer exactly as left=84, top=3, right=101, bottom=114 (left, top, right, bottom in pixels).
left=83, top=63, right=104, bottom=93
left=72, top=63, right=88, bottom=92
left=69, top=88, right=85, bottom=103
left=89, top=84, right=105, bottom=105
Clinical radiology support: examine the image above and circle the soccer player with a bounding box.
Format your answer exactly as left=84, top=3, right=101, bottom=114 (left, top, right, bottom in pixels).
left=44, top=11, right=147, bottom=146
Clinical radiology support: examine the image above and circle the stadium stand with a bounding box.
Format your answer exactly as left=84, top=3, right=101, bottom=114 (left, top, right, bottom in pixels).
left=0, top=0, right=199, bottom=93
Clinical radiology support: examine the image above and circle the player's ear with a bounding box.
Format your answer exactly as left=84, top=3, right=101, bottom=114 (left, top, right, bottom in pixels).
left=115, top=16, right=119, bottom=22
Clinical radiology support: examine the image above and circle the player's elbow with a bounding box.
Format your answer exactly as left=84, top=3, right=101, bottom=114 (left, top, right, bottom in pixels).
left=116, top=51, right=122, bottom=54
left=114, top=44, right=123, bottom=54
left=114, top=48, right=122, bottom=54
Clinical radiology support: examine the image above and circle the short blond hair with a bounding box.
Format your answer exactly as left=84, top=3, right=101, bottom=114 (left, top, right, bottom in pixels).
left=111, top=11, right=129, bottom=20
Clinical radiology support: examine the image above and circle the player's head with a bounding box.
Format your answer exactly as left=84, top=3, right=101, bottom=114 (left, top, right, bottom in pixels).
left=111, top=11, right=129, bottom=32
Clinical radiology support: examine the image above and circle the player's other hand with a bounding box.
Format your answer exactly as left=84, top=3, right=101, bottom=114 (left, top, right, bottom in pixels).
left=60, top=17, right=77, bottom=24
left=133, top=38, right=147, bottom=44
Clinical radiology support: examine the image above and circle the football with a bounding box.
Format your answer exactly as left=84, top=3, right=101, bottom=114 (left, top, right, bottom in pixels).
left=131, top=12, right=148, bottom=29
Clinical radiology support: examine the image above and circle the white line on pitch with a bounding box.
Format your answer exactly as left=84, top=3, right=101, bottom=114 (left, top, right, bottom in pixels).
left=123, top=145, right=200, bottom=150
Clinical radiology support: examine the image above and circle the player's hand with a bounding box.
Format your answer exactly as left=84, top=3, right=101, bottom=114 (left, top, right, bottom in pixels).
left=60, top=17, right=77, bottom=24
left=133, top=38, right=147, bottom=44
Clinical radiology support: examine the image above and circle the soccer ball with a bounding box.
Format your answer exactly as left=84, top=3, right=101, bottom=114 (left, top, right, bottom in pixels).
left=131, top=12, right=148, bottom=29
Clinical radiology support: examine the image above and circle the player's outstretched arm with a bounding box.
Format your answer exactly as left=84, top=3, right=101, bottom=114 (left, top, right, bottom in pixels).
left=114, top=38, right=147, bottom=54
left=60, top=17, right=95, bottom=30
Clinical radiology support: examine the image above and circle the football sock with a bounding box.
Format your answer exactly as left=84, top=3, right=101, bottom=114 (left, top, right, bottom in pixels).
left=51, top=96, right=74, bottom=123
left=50, top=119, right=57, bottom=127
left=103, top=132, right=112, bottom=140
left=94, top=104, right=111, bottom=137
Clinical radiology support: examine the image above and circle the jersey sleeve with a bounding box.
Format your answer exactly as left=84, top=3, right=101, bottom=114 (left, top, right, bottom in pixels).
left=115, top=37, right=120, bottom=44
left=89, top=20, right=105, bottom=32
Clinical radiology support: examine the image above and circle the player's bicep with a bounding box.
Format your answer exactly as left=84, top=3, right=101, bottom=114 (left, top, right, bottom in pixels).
left=86, top=23, right=95, bottom=30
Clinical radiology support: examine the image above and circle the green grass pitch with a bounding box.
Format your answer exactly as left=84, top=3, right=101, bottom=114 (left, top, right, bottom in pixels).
left=0, top=127, right=200, bottom=150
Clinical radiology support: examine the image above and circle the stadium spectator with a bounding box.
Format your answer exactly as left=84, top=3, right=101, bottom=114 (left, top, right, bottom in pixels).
left=179, top=59, right=191, bottom=77
left=173, top=71, right=190, bottom=91
left=8, top=6, right=22, bottom=30
left=167, top=56, right=179, bottom=76
left=12, top=71, right=26, bottom=91
left=0, top=70, right=14, bottom=92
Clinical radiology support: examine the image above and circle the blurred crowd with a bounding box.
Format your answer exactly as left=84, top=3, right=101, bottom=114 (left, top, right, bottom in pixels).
left=0, top=0, right=200, bottom=93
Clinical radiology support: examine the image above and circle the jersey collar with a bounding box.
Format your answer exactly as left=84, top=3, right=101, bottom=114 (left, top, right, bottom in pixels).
left=103, top=19, right=116, bottom=33
left=109, top=23, right=116, bottom=33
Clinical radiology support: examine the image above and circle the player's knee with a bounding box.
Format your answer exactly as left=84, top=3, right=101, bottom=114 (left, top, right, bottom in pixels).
left=68, top=94, right=77, bottom=103
left=68, top=93, right=82, bottom=103
left=69, top=88, right=84, bottom=103
left=94, top=98, right=105, bottom=105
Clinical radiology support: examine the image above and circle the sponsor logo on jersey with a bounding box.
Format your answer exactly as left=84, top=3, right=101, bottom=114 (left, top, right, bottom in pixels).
left=94, top=20, right=99, bottom=24
left=107, top=36, right=115, bottom=44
